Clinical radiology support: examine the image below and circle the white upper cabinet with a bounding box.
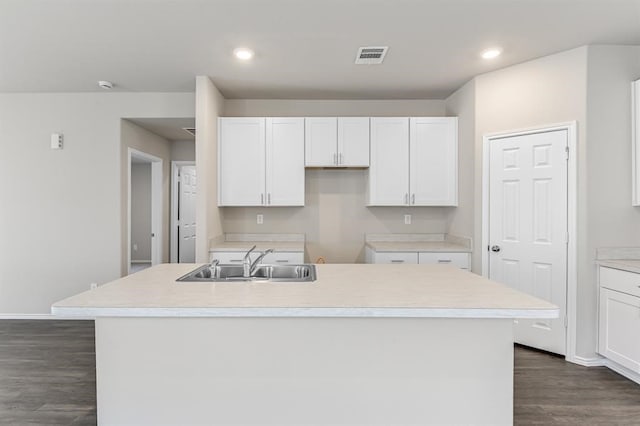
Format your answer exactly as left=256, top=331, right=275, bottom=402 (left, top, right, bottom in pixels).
left=218, top=118, right=265, bottom=206
left=266, top=118, right=305, bottom=206
left=305, top=117, right=370, bottom=167
left=218, top=118, right=304, bottom=206
left=410, top=117, right=458, bottom=206
left=632, top=79, right=640, bottom=206
left=305, top=118, right=337, bottom=167
left=368, top=117, right=458, bottom=206
left=369, top=117, right=410, bottom=205
left=338, top=117, right=370, bottom=167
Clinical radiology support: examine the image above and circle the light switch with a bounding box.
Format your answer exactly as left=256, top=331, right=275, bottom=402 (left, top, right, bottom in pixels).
left=51, top=133, right=63, bottom=150
left=257, top=214, right=264, bottom=224
left=404, top=214, right=411, bottom=225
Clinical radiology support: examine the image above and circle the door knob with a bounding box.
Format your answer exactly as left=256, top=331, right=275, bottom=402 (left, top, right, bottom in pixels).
left=491, top=245, right=501, bottom=252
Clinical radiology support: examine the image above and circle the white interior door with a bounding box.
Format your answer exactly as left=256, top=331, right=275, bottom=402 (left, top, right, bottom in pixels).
left=178, top=165, right=196, bottom=263
left=488, top=129, right=568, bottom=355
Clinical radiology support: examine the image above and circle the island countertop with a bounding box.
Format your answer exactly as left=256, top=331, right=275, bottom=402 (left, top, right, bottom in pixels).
left=51, top=263, right=558, bottom=319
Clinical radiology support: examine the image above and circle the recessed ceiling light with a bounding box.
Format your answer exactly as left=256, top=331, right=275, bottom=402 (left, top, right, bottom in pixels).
left=233, top=48, right=254, bottom=60
left=481, top=48, right=502, bottom=59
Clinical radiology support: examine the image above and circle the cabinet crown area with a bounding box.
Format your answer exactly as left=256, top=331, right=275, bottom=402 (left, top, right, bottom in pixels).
left=218, top=116, right=458, bottom=207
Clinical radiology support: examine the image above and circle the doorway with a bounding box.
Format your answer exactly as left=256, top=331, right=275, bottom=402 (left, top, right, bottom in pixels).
left=128, top=148, right=163, bottom=274
left=170, top=161, right=197, bottom=263
left=482, top=123, right=577, bottom=359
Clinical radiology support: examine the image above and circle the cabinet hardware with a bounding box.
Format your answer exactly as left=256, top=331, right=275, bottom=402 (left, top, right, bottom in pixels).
left=391, top=260, right=405, bottom=263
left=333, top=153, right=337, bottom=165
left=438, top=259, right=452, bottom=263
left=339, top=153, right=343, bottom=165
left=412, top=194, right=415, bottom=204
left=268, top=193, right=271, bottom=205
left=405, top=193, right=409, bottom=204
left=230, top=259, right=243, bottom=263
left=276, top=260, right=289, bottom=263
left=261, top=194, right=264, bottom=205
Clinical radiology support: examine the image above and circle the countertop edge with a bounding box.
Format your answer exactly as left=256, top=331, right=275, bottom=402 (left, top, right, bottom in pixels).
left=51, top=306, right=558, bottom=319
left=596, top=260, right=640, bottom=274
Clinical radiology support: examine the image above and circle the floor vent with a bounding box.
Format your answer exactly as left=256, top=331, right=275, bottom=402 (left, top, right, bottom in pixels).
left=182, top=127, right=196, bottom=136
left=355, top=46, right=388, bottom=64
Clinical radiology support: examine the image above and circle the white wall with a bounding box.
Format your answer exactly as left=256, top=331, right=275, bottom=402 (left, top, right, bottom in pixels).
left=131, top=163, right=152, bottom=261
left=171, top=140, right=195, bottom=161
left=195, top=77, right=225, bottom=262
left=0, top=92, right=194, bottom=314
left=445, top=79, right=476, bottom=267
left=584, top=45, right=640, bottom=356
left=220, top=99, right=450, bottom=263
left=224, top=99, right=445, bottom=117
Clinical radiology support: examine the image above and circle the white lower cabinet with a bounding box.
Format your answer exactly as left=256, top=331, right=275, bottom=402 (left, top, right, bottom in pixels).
left=210, top=251, right=304, bottom=264
left=419, top=252, right=470, bottom=270
left=370, top=252, right=418, bottom=264
left=598, top=266, right=640, bottom=374
left=368, top=250, right=469, bottom=269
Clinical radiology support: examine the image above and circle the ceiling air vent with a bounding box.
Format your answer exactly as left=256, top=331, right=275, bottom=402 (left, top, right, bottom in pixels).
left=355, top=46, right=388, bottom=64
left=182, top=127, right=196, bottom=136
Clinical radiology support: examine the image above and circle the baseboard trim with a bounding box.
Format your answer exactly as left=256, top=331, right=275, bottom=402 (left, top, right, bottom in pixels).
left=604, top=359, right=640, bottom=385
left=0, top=313, right=94, bottom=320
left=570, top=355, right=606, bottom=367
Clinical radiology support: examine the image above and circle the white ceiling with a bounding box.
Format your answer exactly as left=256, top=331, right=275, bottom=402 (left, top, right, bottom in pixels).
left=1, top=0, right=640, bottom=99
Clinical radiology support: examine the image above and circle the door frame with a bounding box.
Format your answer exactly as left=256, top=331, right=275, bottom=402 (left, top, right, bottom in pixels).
left=170, top=161, right=196, bottom=263
left=128, top=148, right=163, bottom=274
left=481, top=121, right=578, bottom=363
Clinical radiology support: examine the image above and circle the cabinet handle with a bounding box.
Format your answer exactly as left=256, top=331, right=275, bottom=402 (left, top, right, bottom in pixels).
left=412, top=194, right=415, bottom=204
left=333, top=153, right=337, bottom=165
left=276, top=259, right=289, bottom=263
left=339, top=153, right=343, bottom=165
left=261, top=194, right=264, bottom=205
left=438, top=259, right=452, bottom=263
left=391, top=260, right=405, bottom=263
left=405, top=193, right=409, bottom=204
left=230, top=259, right=243, bottom=263
left=268, top=193, right=271, bottom=205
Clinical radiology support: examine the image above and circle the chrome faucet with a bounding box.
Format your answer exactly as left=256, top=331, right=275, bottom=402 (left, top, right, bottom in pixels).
left=243, top=245, right=274, bottom=277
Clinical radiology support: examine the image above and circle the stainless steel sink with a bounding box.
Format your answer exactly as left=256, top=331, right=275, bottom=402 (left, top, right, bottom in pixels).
left=177, top=264, right=316, bottom=282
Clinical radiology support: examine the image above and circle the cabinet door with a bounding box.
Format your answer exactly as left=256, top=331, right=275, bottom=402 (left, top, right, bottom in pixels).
left=305, top=117, right=337, bottom=167
left=599, top=288, right=640, bottom=373
left=263, top=251, right=305, bottom=264
left=266, top=118, right=305, bottom=206
left=369, top=118, right=409, bottom=205
left=338, top=117, right=370, bottom=167
left=218, top=118, right=265, bottom=206
left=409, top=117, right=458, bottom=206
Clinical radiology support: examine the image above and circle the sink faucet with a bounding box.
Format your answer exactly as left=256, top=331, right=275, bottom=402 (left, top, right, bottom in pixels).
left=243, top=245, right=274, bottom=277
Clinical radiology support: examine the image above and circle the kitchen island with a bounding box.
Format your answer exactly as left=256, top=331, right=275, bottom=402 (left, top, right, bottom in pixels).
left=53, top=263, right=557, bottom=425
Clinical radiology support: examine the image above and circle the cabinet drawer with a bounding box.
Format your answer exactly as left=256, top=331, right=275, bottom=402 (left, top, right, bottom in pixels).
left=598, top=288, right=640, bottom=373
left=373, top=252, right=418, bottom=264
left=263, top=252, right=304, bottom=264
left=600, top=267, right=640, bottom=298
left=209, top=252, right=249, bottom=264
left=210, top=251, right=304, bottom=264
left=419, top=252, right=469, bottom=269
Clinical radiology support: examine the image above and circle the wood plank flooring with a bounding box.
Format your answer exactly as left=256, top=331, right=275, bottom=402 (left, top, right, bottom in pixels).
left=0, top=320, right=639, bottom=425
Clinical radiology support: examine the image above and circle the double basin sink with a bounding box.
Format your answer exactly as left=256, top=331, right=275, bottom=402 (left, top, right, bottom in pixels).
left=177, top=263, right=317, bottom=282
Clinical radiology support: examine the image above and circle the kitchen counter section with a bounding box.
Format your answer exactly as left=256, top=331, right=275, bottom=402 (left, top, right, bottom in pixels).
left=365, top=233, right=471, bottom=252
left=52, top=263, right=556, bottom=318
left=596, top=247, right=640, bottom=274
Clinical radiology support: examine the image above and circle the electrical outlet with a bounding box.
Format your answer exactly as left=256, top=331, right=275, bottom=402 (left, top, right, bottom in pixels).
left=133, top=243, right=138, bottom=251
left=404, top=214, right=411, bottom=225
left=90, top=283, right=98, bottom=290
left=257, top=214, right=263, bottom=224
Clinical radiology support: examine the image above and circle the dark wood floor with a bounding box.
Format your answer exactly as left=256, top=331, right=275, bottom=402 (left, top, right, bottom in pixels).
left=1, top=321, right=639, bottom=425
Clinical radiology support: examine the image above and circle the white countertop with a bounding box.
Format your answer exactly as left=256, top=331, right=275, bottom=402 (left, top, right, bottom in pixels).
left=52, top=263, right=557, bottom=319
left=597, top=259, right=640, bottom=274
left=365, top=241, right=470, bottom=252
